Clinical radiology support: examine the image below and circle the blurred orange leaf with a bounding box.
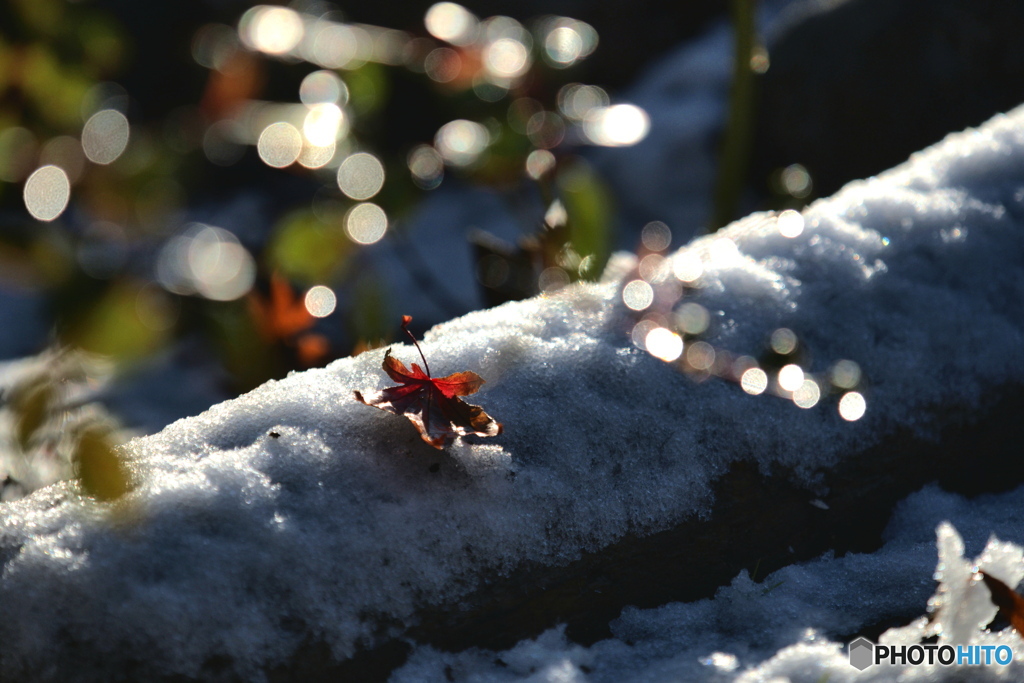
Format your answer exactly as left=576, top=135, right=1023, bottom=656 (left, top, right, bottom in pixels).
left=200, top=51, right=264, bottom=121
left=295, top=333, right=329, bottom=367
left=248, top=272, right=314, bottom=342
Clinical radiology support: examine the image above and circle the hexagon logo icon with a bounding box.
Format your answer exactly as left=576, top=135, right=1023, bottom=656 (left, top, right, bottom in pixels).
left=848, top=637, right=874, bottom=671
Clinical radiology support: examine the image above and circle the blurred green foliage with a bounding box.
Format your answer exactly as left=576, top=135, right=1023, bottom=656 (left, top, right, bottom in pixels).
left=268, top=208, right=354, bottom=284
left=559, top=161, right=612, bottom=278
left=0, top=0, right=651, bottom=499
left=74, top=423, right=131, bottom=501
left=712, top=0, right=759, bottom=230
left=0, top=0, right=623, bottom=381
left=1, top=351, right=131, bottom=502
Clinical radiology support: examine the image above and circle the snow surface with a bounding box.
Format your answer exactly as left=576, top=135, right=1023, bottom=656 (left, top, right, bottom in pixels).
left=393, top=484, right=1024, bottom=683
left=4, top=99, right=1024, bottom=681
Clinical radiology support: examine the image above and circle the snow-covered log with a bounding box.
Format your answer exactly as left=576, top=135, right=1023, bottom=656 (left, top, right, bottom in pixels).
left=4, top=105, right=1024, bottom=682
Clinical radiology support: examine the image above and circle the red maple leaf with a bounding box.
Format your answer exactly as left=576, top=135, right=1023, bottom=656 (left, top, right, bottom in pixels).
left=354, top=316, right=503, bottom=449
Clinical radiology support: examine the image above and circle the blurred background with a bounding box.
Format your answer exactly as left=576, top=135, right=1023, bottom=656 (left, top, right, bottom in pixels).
left=3, top=0, right=1024, bottom=499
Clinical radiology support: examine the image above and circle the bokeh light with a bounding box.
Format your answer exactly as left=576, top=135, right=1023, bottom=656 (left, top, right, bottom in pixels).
left=782, top=163, right=812, bottom=198
left=630, top=319, right=659, bottom=350
left=770, top=327, right=798, bottom=355
left=792, top=379, right=821, bottom=408
left=484, top=38, right=530, bottom=79
left=750, top=46, right=770, bottom=74
left=686, top=341, right=715, bottom=370
left=240, top=5, right=304, bottom=56
left=675, top=302, right=710, bottom=335
left=310, top=22, right=370, bottom=69
left=740, top=367, right=768, bottom=395
left=435, top=119, right=489, bottom=166
left=304, top=285, right=337, bottom=318
left=298, top=142, right=336, bottom=169
left=642, top=221, right=672, bottom=252
left=425, top=3, right=478, bottom=45
left=777, top=209, right=804, bottom=238
left=82, top=110, right=130, bottom=165
left=188, top=226, right=255, bottom=301
left=481, top=15, right=530, bottom=45
left=345, top=203, right=388, bottom=245
left=156, top=224, right=255, bottom=301
left=540, top=17, right=597, bottom=68
left=156, top=237, right=193, bottom=294
left=583, top=104, right=649, bottom=147
left=778, top=364, right=805, bottom=392
left=672, top=253, right=704, bottom=283
left=558, top=84, right=609, bottom=121
left=839, top=391, right=867, bottom=421
left=646, top=327, right=683, bottom=362
left=257, top=122, right=303, bottom=168
left=538, top=266, right=570, bottom=293
left=303, top=103, right=346, bottom=147
left=639, top=253, right=665, bottom=282
left=300, top=70, right=348, bottom=106
left=545, top=26, right=583, bottom=66
left=831, top=360, right=862, bottom=389
left=525, top=149, right=556, bottom=180
left=622, top=279, right=654, bottom=311
left=424, top=48, right=462, bottom=83
left=337, top=152, right=385, bottom=200
left=23, top=165, right=71, bottom=222
left=408, top=144, right=444, bottom=189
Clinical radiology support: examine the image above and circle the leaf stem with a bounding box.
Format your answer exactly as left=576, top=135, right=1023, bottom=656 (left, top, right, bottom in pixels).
left=400, top=315, right=432, bottom=378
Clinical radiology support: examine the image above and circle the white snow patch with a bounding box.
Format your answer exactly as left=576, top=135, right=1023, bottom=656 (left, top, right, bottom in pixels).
left=3, top=98, right=1024, bottom=680
left=395, top=484, right=1024, bottom=683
